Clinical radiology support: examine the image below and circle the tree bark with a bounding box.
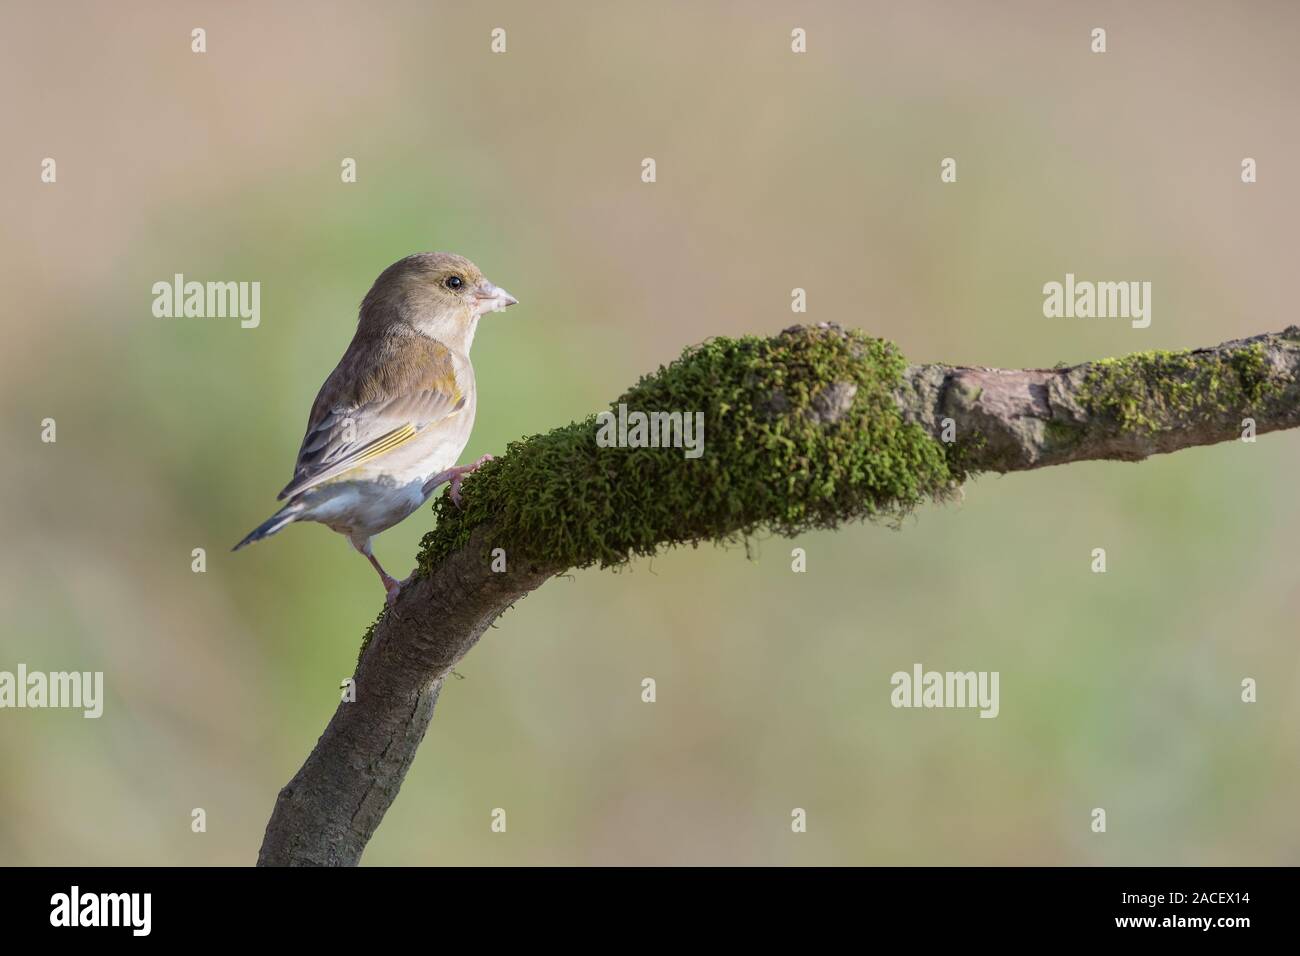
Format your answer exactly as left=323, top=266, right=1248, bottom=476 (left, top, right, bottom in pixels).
left=257, top=526, right=558, bottom=866
left=257, top=325, right=1300, bottom=866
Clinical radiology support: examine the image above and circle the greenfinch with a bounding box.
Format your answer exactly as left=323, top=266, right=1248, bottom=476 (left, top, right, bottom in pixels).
left=234, top=252, right=517, bottom=603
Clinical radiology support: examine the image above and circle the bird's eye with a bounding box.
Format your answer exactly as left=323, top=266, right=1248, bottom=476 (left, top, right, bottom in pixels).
left=445, top=275, right=463, bottom=290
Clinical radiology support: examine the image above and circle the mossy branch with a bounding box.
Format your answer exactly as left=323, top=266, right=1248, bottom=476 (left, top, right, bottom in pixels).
left=257, top=323, right=1300, bottom=866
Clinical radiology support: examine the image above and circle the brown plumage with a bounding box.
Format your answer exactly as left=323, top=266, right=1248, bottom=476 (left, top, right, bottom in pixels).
left=278, top=335, right=464, bottom=500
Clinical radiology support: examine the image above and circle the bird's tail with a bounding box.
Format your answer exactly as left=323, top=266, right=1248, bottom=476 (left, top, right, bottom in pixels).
left=232, top=501, right=306, bottom=552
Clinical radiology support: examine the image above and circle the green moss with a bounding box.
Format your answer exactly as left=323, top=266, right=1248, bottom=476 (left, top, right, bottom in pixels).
left=1043, top=419, right=1085, bottom=452
left=943, top=429, right=991, bottom=474
left=414, top=325, right=959, bottom=577
left=1077, top=343, right=1280, bottom=433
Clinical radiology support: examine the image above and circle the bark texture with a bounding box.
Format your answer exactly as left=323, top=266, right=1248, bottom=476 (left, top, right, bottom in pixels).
left=896, top=328, right=1300, bottom=470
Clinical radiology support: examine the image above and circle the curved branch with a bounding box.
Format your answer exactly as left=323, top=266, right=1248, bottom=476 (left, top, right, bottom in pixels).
left=257, top=324, right=1300, bottom=865
left=256, top=525, right=557, bottom=866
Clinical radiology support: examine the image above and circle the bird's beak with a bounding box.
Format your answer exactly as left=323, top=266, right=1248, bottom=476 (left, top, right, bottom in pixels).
left=473, top=280, right=518, bottom=315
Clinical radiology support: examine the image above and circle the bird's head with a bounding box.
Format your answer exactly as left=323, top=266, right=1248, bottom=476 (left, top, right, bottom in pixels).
left=359, top=251, right=517, bottom=348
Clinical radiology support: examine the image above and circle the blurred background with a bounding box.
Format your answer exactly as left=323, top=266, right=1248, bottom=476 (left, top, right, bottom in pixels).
left=2, top=0, right=1297, bottom=865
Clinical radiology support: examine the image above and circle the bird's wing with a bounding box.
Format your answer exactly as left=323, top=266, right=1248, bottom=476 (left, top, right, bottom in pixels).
left=277, top=337, right=466, bottom=500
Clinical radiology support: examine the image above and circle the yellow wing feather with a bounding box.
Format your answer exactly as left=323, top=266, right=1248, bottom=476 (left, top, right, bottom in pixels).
left=277, top=338, right=464, bottom=500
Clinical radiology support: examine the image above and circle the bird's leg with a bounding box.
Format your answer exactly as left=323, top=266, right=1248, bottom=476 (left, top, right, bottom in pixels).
left=350, top=536, right=402, bottom=605
left=369, top=555, right=403, bottom=606
left=422, top=453, right=495, bottom=508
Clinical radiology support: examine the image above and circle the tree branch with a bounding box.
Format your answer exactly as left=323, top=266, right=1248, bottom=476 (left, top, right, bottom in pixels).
left=257, top=324, right=1300, bottom=865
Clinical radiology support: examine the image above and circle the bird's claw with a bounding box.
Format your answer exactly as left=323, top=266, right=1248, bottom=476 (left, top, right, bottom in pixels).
left=384, top=570, right=417, bottom=606
left=382, top=571, right=403, bottom=606
left=446, top=454, right=495, bottom=509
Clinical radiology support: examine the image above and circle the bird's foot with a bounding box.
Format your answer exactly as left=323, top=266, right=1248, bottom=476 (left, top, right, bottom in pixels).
left=383, top=574, right=402, bottom=606
left=384, top=570, right=420, bottom=607
left=423, top=454, right=495, bottom=508
left=448, top=454, right=494, bottom=508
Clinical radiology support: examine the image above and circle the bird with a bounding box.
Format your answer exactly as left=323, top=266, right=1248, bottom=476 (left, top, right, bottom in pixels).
left=233, top=252, right=517, bottom=604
